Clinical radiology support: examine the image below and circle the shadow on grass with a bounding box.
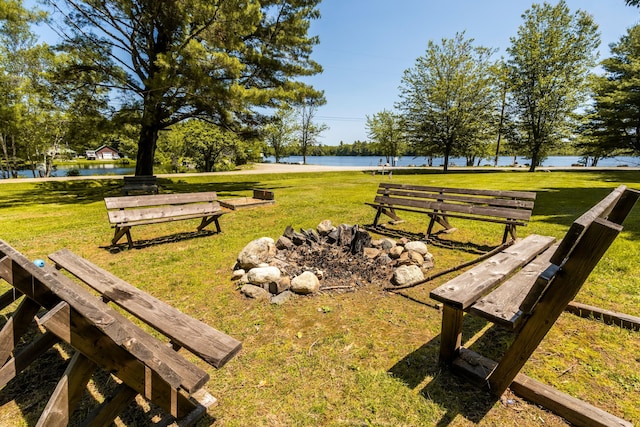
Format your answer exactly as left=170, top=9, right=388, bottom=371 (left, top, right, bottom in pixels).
left=3, top=177, right=281, bottom=208
left=103, top=229, right=219, bottom=253
left=388, top=315, right=514, bottom=425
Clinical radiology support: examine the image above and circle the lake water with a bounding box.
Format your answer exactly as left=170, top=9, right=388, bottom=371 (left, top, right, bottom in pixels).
left=264, top=155, right=640, bottom=168
left=5, top=163, right=136, bottom=179
left=4, top=155, right=640, bottom=179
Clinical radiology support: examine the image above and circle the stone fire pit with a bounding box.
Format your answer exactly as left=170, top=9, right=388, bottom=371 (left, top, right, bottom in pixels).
left=233, top=220, right=435, bottom=304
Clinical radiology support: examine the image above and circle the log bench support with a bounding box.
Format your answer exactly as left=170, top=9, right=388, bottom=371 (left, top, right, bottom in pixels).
left=105, top=192, right=226, bottom=248
left=429, top=185, right=639, bottom=427
left=0, top=240, right=242, bottom=426
left=366, top=184, right=536, bottom=244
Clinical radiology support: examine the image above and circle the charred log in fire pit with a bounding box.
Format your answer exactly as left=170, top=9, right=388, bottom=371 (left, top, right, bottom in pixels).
left=233, top=220, right=435, bottom=304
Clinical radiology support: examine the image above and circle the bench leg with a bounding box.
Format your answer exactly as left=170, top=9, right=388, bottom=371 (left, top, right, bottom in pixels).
left=503, top=224, right=516, bottom=243
left=428, top=213, right=454, bottom=236
left=112, top=226, right=133, bottom=248
left=197, top=215, right=222, bottom=233
left=439, top=305, right=464, bottom=364
left=373, top=207, right=383, bottom=226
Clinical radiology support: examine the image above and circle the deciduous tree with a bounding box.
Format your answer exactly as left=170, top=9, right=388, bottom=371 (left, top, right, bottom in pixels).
left=506, top=0, right=599, bottom=171
left=397, top=32, right=497, bottom=172
left=366, top=109, right=404, bottom=165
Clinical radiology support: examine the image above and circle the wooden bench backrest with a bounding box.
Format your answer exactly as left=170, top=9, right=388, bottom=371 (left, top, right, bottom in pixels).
left=519, top=185, right=639, bottom=314
left=105, top=192, right=221, bottom=225
left=105, top=192, right=219, bottom=209
left=374, top=183, right=536, bottom=221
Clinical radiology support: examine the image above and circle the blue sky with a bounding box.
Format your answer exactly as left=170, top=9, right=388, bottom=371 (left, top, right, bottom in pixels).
left=305, top=1, right=640, bottom=146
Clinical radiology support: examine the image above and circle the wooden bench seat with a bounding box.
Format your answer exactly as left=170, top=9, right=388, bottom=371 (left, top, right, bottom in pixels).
left=0, top=240, right=242, bottom=426
left=366, top=183, right=536, bottom=243
left=105, top=192, right=225, bottom=248
left=429, top=185, right=639, bottom=427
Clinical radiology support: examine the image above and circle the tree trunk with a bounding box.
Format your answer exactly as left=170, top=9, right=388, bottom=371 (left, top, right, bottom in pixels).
left=136, top=123, right=158, bottom=176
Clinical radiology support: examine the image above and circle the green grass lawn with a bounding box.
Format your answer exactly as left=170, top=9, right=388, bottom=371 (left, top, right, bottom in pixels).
left=1, top=168, right=639, bottom=426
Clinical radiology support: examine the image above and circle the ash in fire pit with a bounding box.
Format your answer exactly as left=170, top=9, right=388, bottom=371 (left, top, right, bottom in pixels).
left=233, top=220, right=435, bottom=304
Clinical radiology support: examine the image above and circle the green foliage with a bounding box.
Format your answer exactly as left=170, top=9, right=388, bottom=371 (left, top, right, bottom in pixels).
left=366, top=109, right=404, bottom=163
left=397, top=32, right=498, bottom=172
left=263, top=106, right=298, bottom=162
left=50, top=0, right=325, bottom=175
left=506, top=0, right=599, bottom=171
left=586, top=24, right=640, bottom=159
left=157, top=119, right=249, bottom=172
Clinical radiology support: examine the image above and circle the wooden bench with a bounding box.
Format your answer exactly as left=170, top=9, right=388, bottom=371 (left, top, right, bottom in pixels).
left=429, top=185, right=639, bottom=427
left=122, top=175, right=159, bottom=195
left=0, top=240, right=242, bottom=426
left=366, top=183, right=536, bottom=243
left=105, top=192, right=225, bottom=248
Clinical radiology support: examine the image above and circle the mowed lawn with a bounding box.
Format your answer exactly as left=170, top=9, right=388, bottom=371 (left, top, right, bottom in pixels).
left=0, top=168, right=639, bottom=426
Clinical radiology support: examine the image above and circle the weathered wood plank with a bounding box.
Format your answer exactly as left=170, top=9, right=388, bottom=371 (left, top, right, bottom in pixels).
left=378, top=183, right=537, bottom=200
left=0, top=297, right=41, bottom=365
left=77, top=384, right=138, bottom=427
left=565, top=301, right=640, bottom=331
left=105, top=192, right=219, bottom=209
left=37, top=301, right=199, bottom=418
left=430, top=235, right=556, bottom=309
left=107, top=202, right=222, bottom=225
left=452, top=348, right=632, bottom=427
left=42, top=269, right=211, bottom=392
left=550, top=185, right=627, bottom=265
left=0, top=288, right=22, bottom=310
left=470, top=244, right=558, bottom=329
left=376, top=188, right=536, bottom=210
left=36, top=351, right=97, bottom=427
left=373, top=195, right=533, bottom=221
left=48, top=248, right=242, bottom=369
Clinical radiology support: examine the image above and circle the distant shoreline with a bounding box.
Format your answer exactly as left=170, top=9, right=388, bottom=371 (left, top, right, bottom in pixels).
left=2, top=162, right=640, bottom=184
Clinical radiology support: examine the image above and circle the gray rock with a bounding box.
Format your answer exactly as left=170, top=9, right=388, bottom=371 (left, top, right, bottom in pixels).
left=237, top=237, right=276, bottom=269
left=380, top=238, right=396, bottom=250
left=240, top=284, right=270, bottom=299
left=290, top=271, right=320, bottom=295
left=404, top=241, right=429, bottom=255
left=392, top=265, right=424, bottom=286
left=270, top=290, right=294, bottom=305
left=422, top=252, right=435, bottom=270
left=247, top=266, right=281, bottom=285
left=317, top=220, right=335, bottom=235
left=231, top=269, right=245, bottom=281
left=389, top=246, right=404, bottom=259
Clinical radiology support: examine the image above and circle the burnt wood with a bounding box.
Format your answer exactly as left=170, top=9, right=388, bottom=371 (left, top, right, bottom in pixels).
left=428, top=185, right=639, bottom=426
left=105, top=191, right=226, bottom=248
left=366, top=183, right=536, bottom=243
